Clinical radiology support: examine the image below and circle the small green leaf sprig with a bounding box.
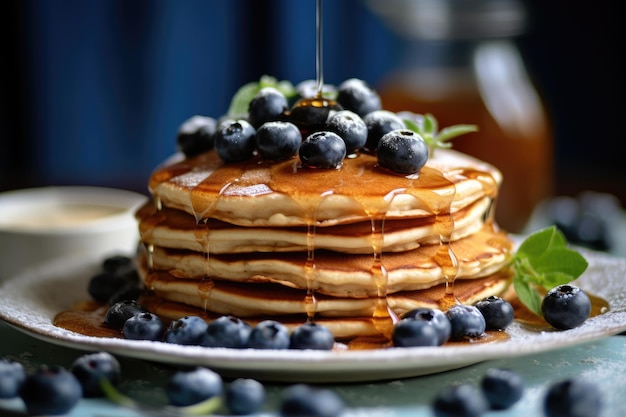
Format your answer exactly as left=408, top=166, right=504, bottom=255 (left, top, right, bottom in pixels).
left=403, top=114, right=478, bottom=155
left=512, top=226, right=589, bottom=316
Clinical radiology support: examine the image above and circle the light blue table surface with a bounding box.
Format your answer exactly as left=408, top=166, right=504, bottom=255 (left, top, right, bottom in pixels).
left=1, top=321, right=624, bottom=417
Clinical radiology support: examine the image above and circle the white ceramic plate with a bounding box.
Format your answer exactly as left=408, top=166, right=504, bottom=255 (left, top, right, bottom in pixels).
left=1, top=249, right=625, bottom=383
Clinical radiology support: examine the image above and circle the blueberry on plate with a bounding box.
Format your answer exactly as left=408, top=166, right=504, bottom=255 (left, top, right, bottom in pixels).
left=176, top=115, right=217, bottom=158
left=166, top=367, right=223, bottom=407
left=474, top=296, right=515, bottom=331
left=0, top=357, right=26, bottom=399
left=255, top=121, right=302, bottom=161
left=402, top=307, right=451, bottom=345
left=122, top=312, right=165, bottom=341
left=214, top=119, right=256, bottom=163
left=247, top=320, right=291, bottom=349
left=165, top=315, right=209, bottom=346
left=289, top=322, right=335, bottom=350
left=541, top=284, right=591, bottom=330
left=225, top=378, right=266, bottom=415
left=248, top=87, right=288, bottom=128
left=325, top=109, right=368, bottom=153
left=362, top=110, right=404, bottom=152
left=432, top=384, right=489, bottom=417
left=392, top=317, right=440, bottom=347
left=280, top=384, right=345, bottom=417
left=19, top=365, right=82, bottom=416
left=70, top=351, right=121, bottom=397
left=543, top=379, right=602, bottom=417
left=88, top=271, right=132, bottom=304
left=299, top=131, right=347, bottom=169
left=377, top=129, right=429, bottom=175
left=481, top=368, right=524, bottom=410
left=201, top=315, right=251, bottom=348
left=104, top=299, right=146, bottom=329
left=445, top=304, right=486, bottom=340
left=336, top=78, right=381, bottom=117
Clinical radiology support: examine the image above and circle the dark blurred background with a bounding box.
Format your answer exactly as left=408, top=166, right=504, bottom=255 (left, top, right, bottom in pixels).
left=1, top=0, right=624, bottom=233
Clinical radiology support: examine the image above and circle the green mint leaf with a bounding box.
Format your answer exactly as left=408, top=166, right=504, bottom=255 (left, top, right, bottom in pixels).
left=513, top=277, right=543, bottom=316
left=402, top=113, right=477, bottom=153
left=516, top=225, right=567, bottom=259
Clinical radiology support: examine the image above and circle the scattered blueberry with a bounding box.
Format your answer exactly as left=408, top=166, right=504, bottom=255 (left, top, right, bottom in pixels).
left=122, top=312, right=165, bottom=341
left=19, top=365, right=83, bottom=416
left=541, top=284, right=591, bottom=330
left=166, top=367, right=223, bottom=407
left=289, top=322, right=335, bottom=350
left=225, top=378, right=266, bottom=415
left=102, top=254, right=135, bottom=275
left=362, top=110, right=404, bottom=151
left=474, top=296, right=515, bottom=331
left=0, top=357, right=26, bottom=399
left=480, top=368, right=524, bottom=410
left=432, top=384, right=489, bottom=417
left=104, top=299, right=146, bottom=329
left=214, top=119, right=257, bottom=163
left=402, top=308, right=451, bottom=345
left=543, top=379, right=602, bottom=417
left=108, top=284, right=142, bottom=306
left=176, top=115, right=217, bottom=157
left=70, top=351, right=121, bottom=398
left=255, top=121, right=302, bottom=160
left=392, top=317, right=440, bottom=347
left=201, top=315, right=251, bottom=348
left=165, top=315, right=209, bottom=346
left=247, top=320, right=291, bottom=349
left=377, top=129, right=429, bottom=174
left=88, top=271, right=132, bottom=304
left=336, top=78, right=381, bottom=117
left=325, top=109, right=368, bottom=152
left=248, top=87, right=288, bottom=128
left=89, top=255, right=140, bottom=304
left=288, top=97, right=343, bottom=135
left=280, top=384, right=345, bottom=417
left=299, top=131, right=347, bottom=169
left=446, top=304, right=486, bottom=340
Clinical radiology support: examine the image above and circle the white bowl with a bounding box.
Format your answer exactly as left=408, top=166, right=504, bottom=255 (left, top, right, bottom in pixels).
left=0, top=186, right=147, bottom=281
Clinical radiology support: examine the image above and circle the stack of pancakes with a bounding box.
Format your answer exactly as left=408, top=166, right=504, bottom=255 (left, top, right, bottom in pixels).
left=136, top=147, right=513, bottom=340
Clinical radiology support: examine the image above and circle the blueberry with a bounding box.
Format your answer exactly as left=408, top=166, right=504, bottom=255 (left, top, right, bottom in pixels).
left=402, top=308, right=451, bottom=345
left=0, top=357, right=26, bottom=399
left=104, top=299, right=145, bottom=329
left=392, top=318, right=440, bottom=347
left=541, top=284, right=591, bottom=330
left=19, top=365, right=82, bottom=416
left=289, top=97, right=343, bottom=135
left=377, top=129, right=429, bottom=174
left=201, top=315, right=251, bottom=348
left=166, top=367, right=223, bottom=407
left=102, top=254, right=135, bottom=274
left=247, top=320, right=291, bottom=349
left=176, top=115, right=217, bottom=157
left=480, top=368, right=524, bottom=410
left=108, top=284, right=142, bottom=306
left=336, top=78, right=381, bottom=117
left=255, top=121, right=302, bottom=161
left=70, top=351, right=121, bottom=398
left=299, top=131, right=347, bottom=169
left=294, top=79, right=336, bottom=101
left=280, top=384, right=345, bottom=417
left=543, top=379, right=602, bottom=417
left=165, top=315, right=209, bottom=346
left=248, top=87, right=288, bottom=128
left=289, top=322, right=335, bottom=350
left=325, top=109, right=368, bottom=152
left=122, top=312, right=165, bottom=341
left=474, top=296, right=514, bottom=331
left=88, top=271, right=132, bottom=303
left=225, top=378, right=266, bottom=415
left=432, top=384, right=489, bottom=417
left=214, top=119, right=256, bottom=163
left=362, top=110, right=404, bottom=151
left=446, top=304, right=486, bottom=340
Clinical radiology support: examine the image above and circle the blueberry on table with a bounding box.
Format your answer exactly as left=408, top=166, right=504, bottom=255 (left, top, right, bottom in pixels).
left=336, top=78, right=381, bottom=117
left=362, top=110, right=405, bottom=152
left=325, top=109, right=368, bottom=153
left=70, top=351, right=121, bottom=397
left=289, top=322, right=335, bottom=350
left=543, top=379, right=602, bottom=417
left=166, top=367, right=223, bottom=407
left=299, top=131, right=347, bottom=169
left=176, top=115, right=217, bottom=158
left=214, top=119, right=256, bottom=163
left=247, top=320, right=291, bottom=349
left=0, top=357, right=26, bottom=399
left=255, top=121, right=302, bottom=161
left=19, top=365, right=82, bottom=416
left=122, top=312, right=165, bottom=341
left=280, top=384, right=345, bottom=417
left=480, top=368, right=525, bottom=410
left=165, top=315, right=209, bottom=346
left=402, top=307, right=451, bottom=345
left=474, top=296, right=515, bottom=331
left=392, top=317, right=440, bottom=347
left=541, top=284, right=591, bottom=330
left=432, top=384, right=489, bottom=417
left=248, top=87, right=288, bottom=128
left=225, top=378, right=266, bottom=415
left=445, top=304, right=486, bottom=340
left=104, top=299, right=145, bottom=329
left=377, top=129, right=429, bottom=174
left=201, top=315, right=251, bottom=348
